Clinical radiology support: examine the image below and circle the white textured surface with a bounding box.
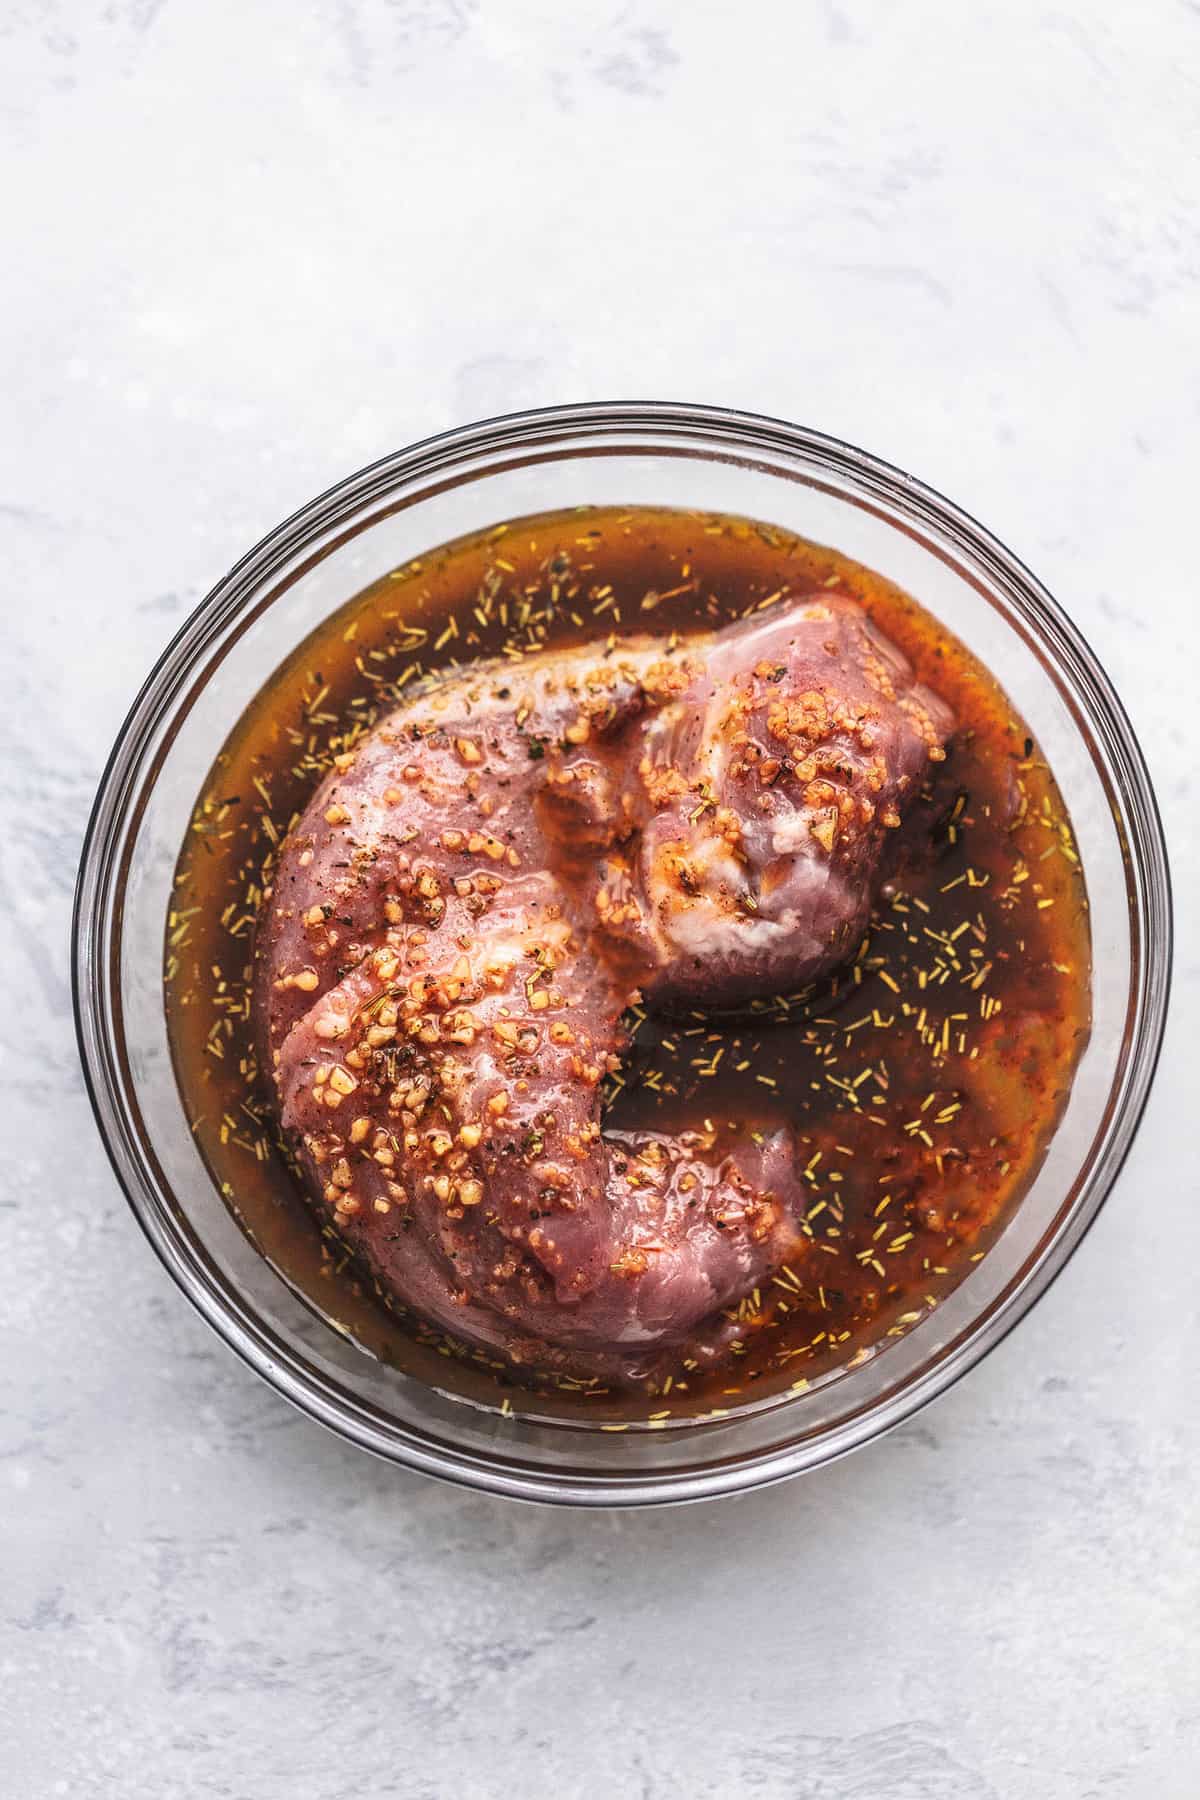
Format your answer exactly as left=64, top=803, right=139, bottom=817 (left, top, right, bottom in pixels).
left=4, top=4, right=1198, bottom=1795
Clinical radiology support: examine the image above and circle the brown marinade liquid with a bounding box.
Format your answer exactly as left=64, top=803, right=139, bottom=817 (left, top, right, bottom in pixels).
left=166, top=506, right=1091, bottom=1424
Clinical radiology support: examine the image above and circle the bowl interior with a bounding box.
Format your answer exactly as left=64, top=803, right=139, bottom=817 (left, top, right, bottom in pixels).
left=76, top=407, right=1169, bottom=1503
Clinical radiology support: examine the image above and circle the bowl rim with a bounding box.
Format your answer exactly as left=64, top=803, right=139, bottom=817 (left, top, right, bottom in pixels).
left=72, top=400, right=1173, bottom=1505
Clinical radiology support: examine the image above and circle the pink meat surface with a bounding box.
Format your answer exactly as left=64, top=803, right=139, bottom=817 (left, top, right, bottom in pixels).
left=255, top=595, right=952, bottom=1385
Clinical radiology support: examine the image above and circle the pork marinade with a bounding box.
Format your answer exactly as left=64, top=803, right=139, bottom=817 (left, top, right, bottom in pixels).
left=166, top=506, right=1091, bottom=1422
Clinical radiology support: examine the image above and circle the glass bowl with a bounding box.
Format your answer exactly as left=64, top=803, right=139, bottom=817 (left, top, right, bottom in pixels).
left=73, top=402, right=1172, bottom=1506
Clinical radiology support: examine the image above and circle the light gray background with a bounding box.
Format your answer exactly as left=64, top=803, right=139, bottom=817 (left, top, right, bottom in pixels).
left=4, top=4, right=1197, bottom=1796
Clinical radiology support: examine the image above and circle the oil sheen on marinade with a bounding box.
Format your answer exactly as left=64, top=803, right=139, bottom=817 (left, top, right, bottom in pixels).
left=165, top=506, right=1091, bottom=1422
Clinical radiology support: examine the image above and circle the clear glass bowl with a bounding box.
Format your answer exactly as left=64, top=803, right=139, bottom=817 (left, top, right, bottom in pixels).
left=73, top=403, right=1172, bottom=1505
